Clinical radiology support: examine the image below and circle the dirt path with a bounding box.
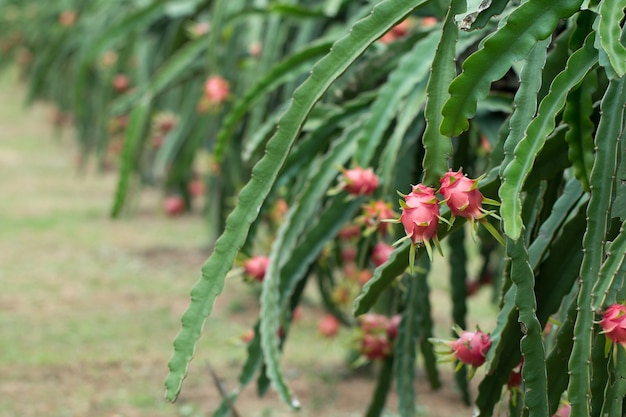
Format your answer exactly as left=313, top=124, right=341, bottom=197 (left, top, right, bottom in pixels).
left=0, top=69, right=480, bottom=417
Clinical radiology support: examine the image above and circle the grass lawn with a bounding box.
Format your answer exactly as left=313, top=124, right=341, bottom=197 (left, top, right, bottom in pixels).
left=0, top=68, right=498, bottom=417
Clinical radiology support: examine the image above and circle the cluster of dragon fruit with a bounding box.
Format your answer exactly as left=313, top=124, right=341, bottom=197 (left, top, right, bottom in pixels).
left=236, top=164, right=626, bottom=417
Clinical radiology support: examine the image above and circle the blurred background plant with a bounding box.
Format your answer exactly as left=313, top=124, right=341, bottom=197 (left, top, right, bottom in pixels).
left=1, top=0, right=626, bottom=416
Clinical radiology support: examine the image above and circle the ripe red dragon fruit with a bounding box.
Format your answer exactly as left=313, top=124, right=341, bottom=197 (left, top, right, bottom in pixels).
left=243, top=256, right=269, bottom=282
left=439, top=169, right=484, bottom=220
left=507, top=358, right=523, bottom=388
left=400, top=184, right=439, bottom=243
left=397, top=184, right=441, bottom=265
left=386, top=315, right=402, bottom=340
left=188, top=179, right=205, bottom=197
left=371, top=242, right=394, bottom=267
left=450, top=329, right=491, bottom=368
left=360, top=333, right=392, bottom=359
left=357, top=313, right=398, bottom=360
left=358, top=200, right=396, bottom=236
left=337, top=166, right=379, bottom=196
left=113, top=74, right=131, bottom=93
left=318, top=314, right=341, bottom=338
left=359, top=313, right=389, bottom=334
left=431, top=326, right=491, bottom=379
left=164, top=195, right=185, bottom=216
left=438, top=169, right=503, bottom=245
left=600, top=303, right=626, bottom=349
left=204, top=75, right=230, bottom=105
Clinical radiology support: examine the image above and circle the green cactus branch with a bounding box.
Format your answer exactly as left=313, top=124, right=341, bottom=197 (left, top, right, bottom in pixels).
left=508, top=235, right=548, bottom=417
left=499, top=39, right=549, bottom=179
left=569, top=77, right=626, bottom=417
left=499, top=33, right=598, bottom=240
left=420, top=0, right=462, bottom=186
left=440, top=0, right=584, bottom=137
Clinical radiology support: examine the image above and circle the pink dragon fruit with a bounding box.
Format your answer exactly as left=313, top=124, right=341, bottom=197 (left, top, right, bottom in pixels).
left=204, top=75, right=230, bottom=105
left=164, top=195, right=185, bottom=216
left=359, top=313, right=389, bottom=334
left=338, top=166, right=379, bottom=196
left=438, top=169, right=503, bottom=245
left=358, top=200, right=396, bottom=236
left=430, top=326, right=491, bottom=379
left=360, top=333, right=393, bottom=359
left=371, top=242, right=394, bottom=267
left=439, top=170, right=484, bottom=220
left=356, top=313, right=400, bottom=361
left=400, top=184, right=440, bottom=244
left=450, top=329, right=491, bottom=368
left=318, top=314, right=341, bottom=338
left=398, top=184, right=441, bottom=265
left=600, top=303, right=626, bottom=349
left=243, top=256, right=270, bottom=282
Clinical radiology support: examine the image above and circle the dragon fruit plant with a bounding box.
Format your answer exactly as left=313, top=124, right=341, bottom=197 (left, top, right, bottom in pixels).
left=3, top=0, right=626, bottom=416
left=159, top=0, right=626, bottom=415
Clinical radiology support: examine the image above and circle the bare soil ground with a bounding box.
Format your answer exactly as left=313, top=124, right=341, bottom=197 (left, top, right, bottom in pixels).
left=0, top=69, right=493, bottom=417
